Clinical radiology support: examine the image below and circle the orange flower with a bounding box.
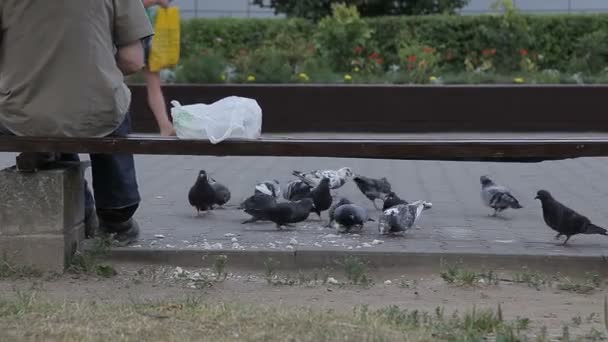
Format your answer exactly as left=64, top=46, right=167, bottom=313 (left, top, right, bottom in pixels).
left=519, top=49, right=528, bottom=57
left=354, top=46, right=364, bottom=55
left=423, top=47, right=436, bottom=54
left=407, top=55, right=417, bottom=63
left=368, top=51, right=380, bottom=60
left=376, top=58, right=384, bottom=65
left=482, top=49, right=497, bottom=57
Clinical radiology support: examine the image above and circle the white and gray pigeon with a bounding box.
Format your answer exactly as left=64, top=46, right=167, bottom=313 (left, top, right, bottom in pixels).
left=333, top=204, right=374, bottom=233
left=480, top=176, right=522, bottom=217
left=378, top=200, right=432, bottom=235
left=255, top=180, right=281, bottom=199
left=292, top=167, right=353, bottom=190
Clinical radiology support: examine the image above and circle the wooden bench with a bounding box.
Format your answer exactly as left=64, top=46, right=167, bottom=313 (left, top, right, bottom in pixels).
left=1, top=132, right=608, bottom=166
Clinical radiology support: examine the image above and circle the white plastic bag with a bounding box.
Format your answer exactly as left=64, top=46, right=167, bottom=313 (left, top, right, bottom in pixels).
left=170, top=96, right=262, bottom=144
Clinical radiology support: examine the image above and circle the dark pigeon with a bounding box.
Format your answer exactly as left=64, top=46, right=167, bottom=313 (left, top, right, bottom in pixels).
left=262, top=198, right=316, bottom=229
left=240, top=193, right=277, bottom=224
left=334, top=204, right=374, bottom=233
left=188, top=170, right=216, bottom=215
left=327, top=197, right=354, bottom=228
left=480, top=176, right=523, bottom=217
left=382, top=191, right=408, bottom=211
left=283, top=180, right=312, bottom=202
left=535, top=190, right=608, bottom=246
left=353, top=175, right=392, bottom=210
left=304, top=177, right=332, bottom=219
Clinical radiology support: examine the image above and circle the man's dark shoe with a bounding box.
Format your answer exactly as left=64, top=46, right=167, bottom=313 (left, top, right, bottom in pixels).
left=98, top=218, right=140, bottom=247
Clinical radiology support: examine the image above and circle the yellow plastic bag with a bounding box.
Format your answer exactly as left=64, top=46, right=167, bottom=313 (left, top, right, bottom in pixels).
left=148, top=7, right=181, bottom=72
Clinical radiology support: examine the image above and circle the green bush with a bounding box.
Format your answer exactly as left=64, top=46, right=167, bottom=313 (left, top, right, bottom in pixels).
left=314, top=4, right=374, bottom=72
left=175, top=51, right=227, bottom=84
left=169, top=12, right=608, bottom=84
left=569, top=30, right=608, bottom=74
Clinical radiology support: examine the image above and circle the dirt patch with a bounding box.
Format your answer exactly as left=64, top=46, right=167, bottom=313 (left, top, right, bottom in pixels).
left=0, top=262, right=606, bottom=340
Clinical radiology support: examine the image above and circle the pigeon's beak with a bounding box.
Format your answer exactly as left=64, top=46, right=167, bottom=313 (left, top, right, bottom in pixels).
left=534, top=195, right=539, bottom=200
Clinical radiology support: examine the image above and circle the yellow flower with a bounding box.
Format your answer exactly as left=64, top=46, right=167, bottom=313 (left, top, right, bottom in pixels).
left=220, top=74, right=227, bottom=81
left=429, top=76, right=438, bottom=82
left=344, top=74, right=353, bottom=81
left=298, top=73, right=310, bottom=81
left=514, top=77, right=525, bottom=84
left=247, top=75, right=256, bottom=82
left=353, top=67, right=360, bottom=73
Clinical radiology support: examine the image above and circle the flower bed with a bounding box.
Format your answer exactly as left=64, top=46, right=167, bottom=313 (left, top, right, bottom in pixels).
left=157, top=4, right=608, bottom=85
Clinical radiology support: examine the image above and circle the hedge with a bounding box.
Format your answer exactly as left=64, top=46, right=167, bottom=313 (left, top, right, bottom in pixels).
left=173, top=13, right=608, bottom=84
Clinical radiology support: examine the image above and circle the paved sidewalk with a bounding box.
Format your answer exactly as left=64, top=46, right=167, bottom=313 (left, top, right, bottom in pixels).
left=3, top=153, right=608, bottom=258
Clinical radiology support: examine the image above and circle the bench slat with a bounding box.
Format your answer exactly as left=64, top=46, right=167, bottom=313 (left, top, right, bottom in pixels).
left=0, top=134, right=606, bottom=162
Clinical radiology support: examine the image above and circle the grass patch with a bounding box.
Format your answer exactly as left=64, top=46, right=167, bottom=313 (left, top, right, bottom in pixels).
left=340, top=256, right=372, bottom=287
left=511, top=267, right=550, bottom=290
left=263, top=257, right=279, bottom=285
left=212, top=255, right=229, bottom=281
left=67, top=237, right=116, bottom=278
left=0, top=296, right=540, bottom=341
left=554, top=273, right=600, bottom=294
left=439, top=262, right=498, bottom=287
left=0, top=258, right=43, bottom=279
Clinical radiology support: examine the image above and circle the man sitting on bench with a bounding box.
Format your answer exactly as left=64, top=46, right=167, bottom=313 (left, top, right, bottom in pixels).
left=0, top=1, right=154, bottom=246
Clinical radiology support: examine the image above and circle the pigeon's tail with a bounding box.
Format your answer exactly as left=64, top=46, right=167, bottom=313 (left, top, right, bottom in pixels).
left=492, top=192, right=523, bottom=210
left=585, top=223, right=608, bottom=236
left=511, top=200, right=523, bottom=209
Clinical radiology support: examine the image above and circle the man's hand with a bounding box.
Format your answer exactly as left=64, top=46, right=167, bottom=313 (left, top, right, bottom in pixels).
left=157, top=0, right=170, bottom=8
left=159, top=121, right=176, bottom=136
left=143, top=0, right=170, bottom=8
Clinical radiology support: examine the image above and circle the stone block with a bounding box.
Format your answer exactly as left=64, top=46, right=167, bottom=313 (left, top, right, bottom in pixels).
left=0, top=163, right=85, bottom=236
left=0, top=223, right=84, bottom=273
left=0, top=162, right=87, bottom=272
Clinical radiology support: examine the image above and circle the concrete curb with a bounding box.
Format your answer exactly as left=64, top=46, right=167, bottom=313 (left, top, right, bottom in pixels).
left=107, top=248, right=608, bottom=275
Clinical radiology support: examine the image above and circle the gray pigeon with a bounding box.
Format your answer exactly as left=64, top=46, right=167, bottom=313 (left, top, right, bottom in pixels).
left=292, top=167, right=353, bottom=190
left=535, top=190, right=608, bottom=246
left=283, top=179, right=312, bottom=201
left=255, top=180, right=281, bottom=199
left=188, top=170, right=216, bottom=215
left=327, top=197, right=354, bottom=227
left=480, top=176, right=522, bottom=217
left=240, top=193, right=277, bottom=224
left=353, top=175, right=392, bottom=210
left=209, top=181, right=231, bottom=208
left=378, top=200, right=432, bottom=235
left=261, top=198, right=316, bottom=229
left=333, top=204, right=374, bottom=233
